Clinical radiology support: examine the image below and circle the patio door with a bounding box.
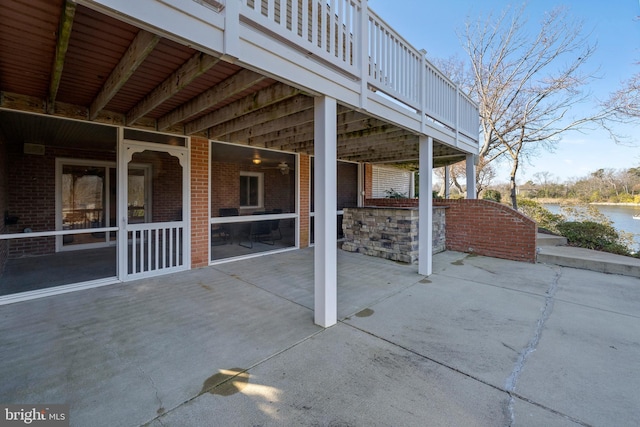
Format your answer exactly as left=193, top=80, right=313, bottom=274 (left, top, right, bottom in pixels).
left=118, top=140, right=189, bottom=280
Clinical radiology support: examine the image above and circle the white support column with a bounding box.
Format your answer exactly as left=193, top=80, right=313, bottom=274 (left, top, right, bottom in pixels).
left=444, top=166, right=450, bottom=199
left=314, top=96, right=338, bottom=327
left=418, top=136, right=433, bottom=276
left=466, top=154, right=477, bottom=199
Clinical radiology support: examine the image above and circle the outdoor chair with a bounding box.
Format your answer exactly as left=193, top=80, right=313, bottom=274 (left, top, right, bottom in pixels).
left=238, top=211, right=275, bottom=248
left=211, top=224, right=230, bottom=245
left=266, top=209, right=283, bottom=240
left=213, top=208, right=239, bottom=245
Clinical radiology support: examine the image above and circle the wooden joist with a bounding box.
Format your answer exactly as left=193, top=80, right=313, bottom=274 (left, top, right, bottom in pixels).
left=48, top=0, right=76, bottom=114
left=201, top=86, right=305, bottom=137
left=89, top=30, right=160, bottom=120
left=126, top=53, right=221, bottom=125
left=157, top=68, right=266, bottom=131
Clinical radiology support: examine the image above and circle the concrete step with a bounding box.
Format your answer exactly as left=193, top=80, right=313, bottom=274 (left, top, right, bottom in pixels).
left=536, top=233, right=568, bottom=247
left=537, top=245, right=640, bottom=278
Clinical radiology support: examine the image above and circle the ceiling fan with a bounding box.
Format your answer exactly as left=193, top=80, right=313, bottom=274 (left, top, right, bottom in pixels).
left=262, top=161, right=292, bottom=175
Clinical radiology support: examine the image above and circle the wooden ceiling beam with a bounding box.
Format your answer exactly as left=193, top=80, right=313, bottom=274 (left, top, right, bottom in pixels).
left=126, top=52, right=221, bottom=125
left=47, top=0, right=76, bottom=114
left=339, top=131, right=414, bottom=148
left=157, top=68, right=266, bottom=130
left=89, top=30, right=160, bottom=120
left=266, top=133, right=315, bottom=151
left=340, top=145, right=421, bottom=163
left=340, top=141, right=467, bottom=164
left=265, top=118, right=393, bottom=152
left=202, top=87, right=306, bottom=137
left=249, top=108, right=367, bottom=147
left=270, top=130, right=412, bottom=156
left=220, top=106, right=314, bottom=143
left=337, top=123, right=400, bottom=141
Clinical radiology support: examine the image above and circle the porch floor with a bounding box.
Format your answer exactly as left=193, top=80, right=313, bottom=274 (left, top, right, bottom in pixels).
left=1, top=249, right=639, bottom=426
left=0, top=247, right=117, bottom=296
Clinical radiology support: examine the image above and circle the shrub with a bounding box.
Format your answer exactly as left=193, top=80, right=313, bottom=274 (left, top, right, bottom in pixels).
left=556, top=221, right=632, bottom=255
left=517, top=198, right=564, bottom=233
left=385, top=188, right=408, bottom=199
left=482, top=189, right=502, bottom=203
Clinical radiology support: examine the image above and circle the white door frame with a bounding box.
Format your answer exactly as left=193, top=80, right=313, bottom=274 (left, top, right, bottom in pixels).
left=118, top=138, right=190, bottom=281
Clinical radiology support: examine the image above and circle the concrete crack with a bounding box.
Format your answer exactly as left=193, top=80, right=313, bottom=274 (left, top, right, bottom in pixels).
left=136, top=364, right=164, bottom=417
left=504, top=268, right=562, bottom=426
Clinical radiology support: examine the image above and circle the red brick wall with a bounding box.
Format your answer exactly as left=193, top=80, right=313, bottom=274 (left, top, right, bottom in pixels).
left=8, top=144, right=58, bottom=256
left=211, top=162, right=296, bottom=215
left=263, top=168, right=295, bottom=213
left=211, top=161, right=240, bottom=216
left=299, top=154, right=310, bottom=248
left=190, top=137, right=209, bottom=268
left=434, top=199, right=537, bottom=263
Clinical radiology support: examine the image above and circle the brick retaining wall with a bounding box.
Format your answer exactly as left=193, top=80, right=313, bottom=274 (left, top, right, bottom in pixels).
left=433, top=199, right=537, bottom=263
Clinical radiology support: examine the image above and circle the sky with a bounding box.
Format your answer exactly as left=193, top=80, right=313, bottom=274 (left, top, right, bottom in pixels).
left=367, top=0, right=640, bottom=184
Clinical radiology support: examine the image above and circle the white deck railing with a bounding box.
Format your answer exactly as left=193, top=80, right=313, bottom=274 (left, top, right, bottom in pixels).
left=217, top=0, right=478, bottom=143
left=241, top=0, right=361, bottom=75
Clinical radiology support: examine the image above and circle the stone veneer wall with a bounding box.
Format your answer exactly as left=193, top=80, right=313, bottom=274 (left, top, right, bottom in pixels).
left=342, top=206, right=447, bottom=263
left=432, top=207, right=446, bottom=253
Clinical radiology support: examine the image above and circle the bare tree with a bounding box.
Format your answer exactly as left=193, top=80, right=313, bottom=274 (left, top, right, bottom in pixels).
left=434, top=163, right=465, bottom=197
left=532, top=171, right=554, bottom=198
left=606, top=71, right=640, bottom=119
left=460, top=5, right=613, bottom=209
left=475, top=156, right=496, bottom=197
left=433, top=158, right=496, bottom=198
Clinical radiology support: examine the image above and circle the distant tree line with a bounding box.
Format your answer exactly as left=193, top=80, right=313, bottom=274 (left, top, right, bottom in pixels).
left=434, top=164, right=640, bottom=204
left=516, top=167, right=640, bottom=203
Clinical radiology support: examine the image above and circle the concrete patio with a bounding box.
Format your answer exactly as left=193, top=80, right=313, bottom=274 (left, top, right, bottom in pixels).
left=1, top=248, right=639, bottom=426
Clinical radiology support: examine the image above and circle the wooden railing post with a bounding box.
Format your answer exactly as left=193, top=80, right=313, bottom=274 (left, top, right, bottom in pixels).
left=419, top=49, right=427, bottom=134
left=455, top=86, right=460, bottom=147
left=359, top=0, right=369, bottom=110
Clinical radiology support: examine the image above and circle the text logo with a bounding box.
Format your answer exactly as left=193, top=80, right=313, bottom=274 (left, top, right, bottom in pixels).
left=0, top=405, right=69, bottom=427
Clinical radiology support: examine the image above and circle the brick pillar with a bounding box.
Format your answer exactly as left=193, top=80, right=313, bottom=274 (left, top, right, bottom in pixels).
left=364, top=163, right=373, bottom=199
left=299, top=154, right=310, bottom=248
left=190, top=137, right=209, bottom=268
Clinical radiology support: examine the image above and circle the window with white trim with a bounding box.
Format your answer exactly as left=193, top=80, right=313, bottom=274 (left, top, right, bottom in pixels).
left=239, top=171, right=263, bottom=209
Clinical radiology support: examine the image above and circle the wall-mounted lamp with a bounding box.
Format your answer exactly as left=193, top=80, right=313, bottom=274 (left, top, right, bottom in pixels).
left=252, top=158, right=262, bottom=165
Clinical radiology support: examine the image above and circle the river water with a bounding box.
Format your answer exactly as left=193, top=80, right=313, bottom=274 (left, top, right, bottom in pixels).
left=543, top=204, right=640, bottom=252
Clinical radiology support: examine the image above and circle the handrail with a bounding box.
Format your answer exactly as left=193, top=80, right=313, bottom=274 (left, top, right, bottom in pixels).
left=239, top=0, right=361, bottom=75
left=365, top=7, right=423, bottom=110
left=215, top=0, right=479, bottom=143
